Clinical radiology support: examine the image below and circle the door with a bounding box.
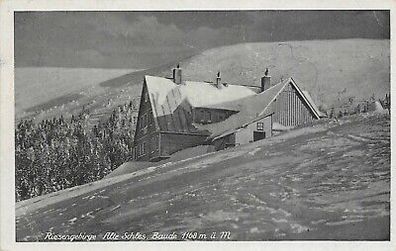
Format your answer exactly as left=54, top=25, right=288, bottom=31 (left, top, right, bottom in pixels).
left=253, top=131, right=266, bottom=141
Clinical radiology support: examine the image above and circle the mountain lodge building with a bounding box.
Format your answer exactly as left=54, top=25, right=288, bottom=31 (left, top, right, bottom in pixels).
left=132, top=66, right=323, bottom=162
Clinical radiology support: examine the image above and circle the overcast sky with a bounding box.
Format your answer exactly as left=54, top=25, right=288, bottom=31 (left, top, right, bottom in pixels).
left=15, top=11, right=389, bottom=69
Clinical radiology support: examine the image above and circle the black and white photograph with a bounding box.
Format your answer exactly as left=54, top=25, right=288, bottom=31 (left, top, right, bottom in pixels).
left=0, top=1, right=394, bottom=249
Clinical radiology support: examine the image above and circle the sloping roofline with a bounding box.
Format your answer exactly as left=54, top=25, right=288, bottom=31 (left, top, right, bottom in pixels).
left=141, top=74, right=322, bottom=141
left=285, top=78, right=321, bottom=119
left=212, top=77, right=321, bottom=140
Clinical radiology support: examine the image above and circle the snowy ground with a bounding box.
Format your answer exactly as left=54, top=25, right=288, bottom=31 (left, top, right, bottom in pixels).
left=16, top=114, right=390, bottom=241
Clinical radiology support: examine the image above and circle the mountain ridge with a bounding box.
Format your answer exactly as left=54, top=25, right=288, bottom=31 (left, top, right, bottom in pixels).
left=16, top=39, right=389, bottom=123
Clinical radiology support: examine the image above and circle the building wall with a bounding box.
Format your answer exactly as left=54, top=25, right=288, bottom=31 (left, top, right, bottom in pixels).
left=235, top=115, right=272, bottom=145
left=133, top=81, right=160, bottom=161
left=193, top=107, right=237, bottom=124
left=159, top=132, right=208, bottom=157
left=212, top=133, right=236, bottom=150
left=272, top=83, right=316, bottom=127
left=134, top=82, right=157, bottom=140
left=133, top=132, right=160, bottom=161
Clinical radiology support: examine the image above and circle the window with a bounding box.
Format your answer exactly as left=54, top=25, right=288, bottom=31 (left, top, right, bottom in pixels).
left=207, top=111, right=212, bottom=122
left=200, top=110, right=205, bottom=122
left=257, top=122, right=264, bottom=131
left=141, top=113, right=148, bottom=129
left=142, top=142, right=146, bottom=155
left=140, top=114, right=145, bottom=128
left=144, top=92, right=149, bottom=102
left=151, top=137, right=157, bottom=152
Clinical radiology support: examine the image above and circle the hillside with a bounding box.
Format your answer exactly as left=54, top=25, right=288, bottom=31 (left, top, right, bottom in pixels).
left=14, top=67, right=139, bottom=120
left=16, top=114, right=390, bottom=241
left=15, top=39, right=389, bottom=124
left=180, top=39, right=389, bottom=109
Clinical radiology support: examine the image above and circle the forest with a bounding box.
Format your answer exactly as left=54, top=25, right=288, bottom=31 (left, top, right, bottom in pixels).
left=15, top=101, right=138, bottom=201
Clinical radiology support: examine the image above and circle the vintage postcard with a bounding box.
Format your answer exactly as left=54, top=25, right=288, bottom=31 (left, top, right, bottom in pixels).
left=0, top=0, right=394, bottom=250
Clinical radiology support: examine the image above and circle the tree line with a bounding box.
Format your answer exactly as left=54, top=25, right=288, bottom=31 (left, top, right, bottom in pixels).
left=327, top=93, right=390, bottom=119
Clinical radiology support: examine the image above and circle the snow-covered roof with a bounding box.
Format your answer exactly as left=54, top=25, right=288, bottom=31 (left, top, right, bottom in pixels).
left=195, top=78, right=322, bottom=140
left=196, top=78, right=289, bottom=140
left=144, top=75, right=259, bottom=133
left=144, top=75, right=321, bottom=138
left=145, top=75, right=258, bottom=113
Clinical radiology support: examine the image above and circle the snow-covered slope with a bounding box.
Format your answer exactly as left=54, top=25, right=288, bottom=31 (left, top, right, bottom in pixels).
left=179, top=39, right=389, bottom=109
left=16, top=114, right=390, bottom=241
left=15, top=39, right=389, bottom=125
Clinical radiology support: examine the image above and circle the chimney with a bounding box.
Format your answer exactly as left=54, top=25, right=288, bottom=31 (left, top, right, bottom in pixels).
left=261, top=68, right=271, bottom=92
left=215, top=71, right=222, bottom=88
left=172, top=64, right=182, bottom=85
